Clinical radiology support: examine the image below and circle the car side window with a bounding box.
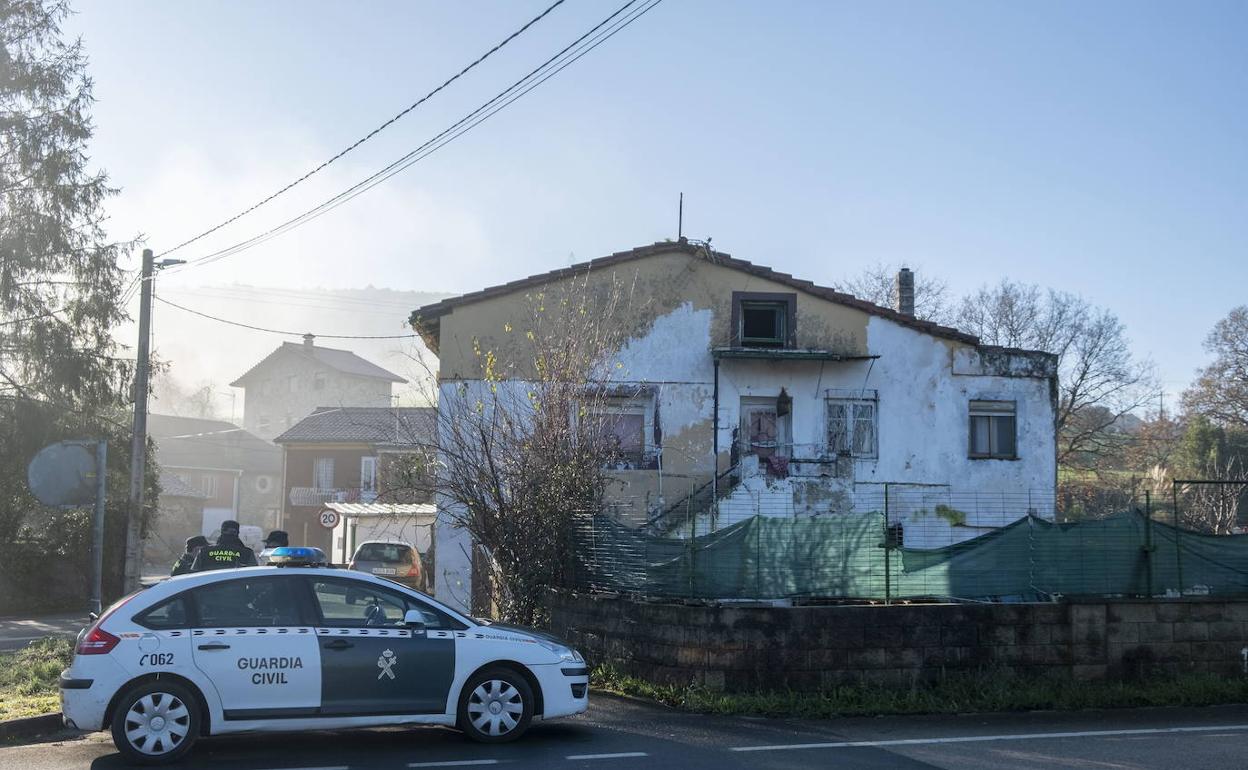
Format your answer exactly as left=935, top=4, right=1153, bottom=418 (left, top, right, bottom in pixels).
left=134, top=595, right=189, bottom=629
left=310, top=579, right=460, bottom=629
left=192, top=577, right=302, bottom=628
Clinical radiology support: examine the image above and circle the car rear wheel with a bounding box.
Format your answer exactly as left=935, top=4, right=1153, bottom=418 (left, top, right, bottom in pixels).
left=457, top=667, right=534, bottom=743
left=110, top=680, right=200, bottom=765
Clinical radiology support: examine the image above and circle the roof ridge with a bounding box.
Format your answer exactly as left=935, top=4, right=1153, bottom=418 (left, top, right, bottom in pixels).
left=408, top=239, right=984, bottom=349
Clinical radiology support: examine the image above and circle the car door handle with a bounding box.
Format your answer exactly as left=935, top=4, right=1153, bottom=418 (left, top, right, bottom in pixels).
left=323, top=639, right=354, bottom=650
left=197, top=643, right=231, bottom=651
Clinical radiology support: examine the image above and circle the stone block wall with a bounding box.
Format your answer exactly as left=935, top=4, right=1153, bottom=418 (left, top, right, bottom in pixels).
left=547, top=592, right=1248, bottom=692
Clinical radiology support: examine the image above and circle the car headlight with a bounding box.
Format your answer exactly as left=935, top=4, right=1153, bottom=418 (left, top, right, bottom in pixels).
left=537, top=640, right=583, bottom=663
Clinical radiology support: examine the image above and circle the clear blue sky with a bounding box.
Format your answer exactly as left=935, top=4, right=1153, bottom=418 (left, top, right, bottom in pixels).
left=69, top=0, right=1247, bottom=402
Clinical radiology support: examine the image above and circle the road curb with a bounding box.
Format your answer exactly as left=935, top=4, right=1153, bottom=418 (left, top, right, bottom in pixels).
left=0, top=713, right=63, bottom=741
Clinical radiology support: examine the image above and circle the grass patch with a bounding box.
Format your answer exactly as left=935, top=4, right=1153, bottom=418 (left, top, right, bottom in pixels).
left=592, top=664, right=1248, bottom=718
left=0, top=637, right=73, bottom=721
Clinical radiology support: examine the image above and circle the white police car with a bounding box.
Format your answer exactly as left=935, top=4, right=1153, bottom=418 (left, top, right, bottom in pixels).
left=59, top=548, right=589, bottom=764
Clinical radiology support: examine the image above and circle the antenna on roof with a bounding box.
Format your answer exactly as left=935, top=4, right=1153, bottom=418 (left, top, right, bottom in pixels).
left=677, top=192, right=684, bottom=242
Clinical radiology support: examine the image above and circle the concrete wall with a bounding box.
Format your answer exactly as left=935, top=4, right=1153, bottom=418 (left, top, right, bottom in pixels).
left=548, top=592, right=1248, bottom=692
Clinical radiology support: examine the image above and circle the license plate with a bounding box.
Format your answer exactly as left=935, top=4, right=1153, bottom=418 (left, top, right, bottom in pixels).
left=372, top=568, right=396, bottom=575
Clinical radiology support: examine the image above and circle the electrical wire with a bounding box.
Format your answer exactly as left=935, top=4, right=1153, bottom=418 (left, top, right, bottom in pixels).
left=157, top=0, right=569, bottom=258
left=172, top=0, right=664, bottom=272
left=154, top=294, right=417, bottom=339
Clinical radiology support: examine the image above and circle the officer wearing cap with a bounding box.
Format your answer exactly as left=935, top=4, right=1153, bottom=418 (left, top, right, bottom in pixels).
left=257, top=530, right=289, bottom=565
left=190, top=519, right=258, bottom=571
left=171, top=535, right=209, bottom=576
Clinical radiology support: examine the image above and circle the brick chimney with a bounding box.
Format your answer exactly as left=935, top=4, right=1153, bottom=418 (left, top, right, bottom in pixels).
left=895, top=267, right=915, bottom=317
left=302, top=333, right=315, bottom=351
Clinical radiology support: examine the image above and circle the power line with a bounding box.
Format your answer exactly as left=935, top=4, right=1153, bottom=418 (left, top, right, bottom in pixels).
left=172, top=0, right=664, bottom=272
left=163, top=289, right=416, bottom=318
left=163, top=285, right=428, bottom=312
left=154, top=294, right=418, bottom=340
left=157, top=0, right=569, bottom=258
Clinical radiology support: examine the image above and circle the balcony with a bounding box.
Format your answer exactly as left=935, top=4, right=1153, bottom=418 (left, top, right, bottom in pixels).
left=288, top=486, right=379, bottom=507
left=602, top=447, right=661, bottom=471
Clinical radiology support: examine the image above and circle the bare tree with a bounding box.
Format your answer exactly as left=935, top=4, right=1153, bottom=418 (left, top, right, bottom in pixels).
left=407, top=271, right=642, bottom=624
left=1184, top=306, right=1248, bottom=428
left=1124, top=412, right=1185, bottom=474
left=150, top=371, right=221, bottom=419
left=956, top=281, right=1158, bottom=469
left=838, top=263, right=953, bottom=324
left=1178, top=462, right=1248, bottom=535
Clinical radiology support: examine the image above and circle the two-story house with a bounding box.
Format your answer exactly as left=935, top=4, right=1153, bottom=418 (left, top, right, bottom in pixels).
left=273, top=406, right=434, bottom=550
left=411, top=240, right=1059, bottom=612
left=230, top=334, right=407, bottom=442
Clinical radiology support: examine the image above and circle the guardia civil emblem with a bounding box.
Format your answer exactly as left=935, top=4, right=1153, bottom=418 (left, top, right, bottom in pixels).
left=377, top=649, right=397, bottom=680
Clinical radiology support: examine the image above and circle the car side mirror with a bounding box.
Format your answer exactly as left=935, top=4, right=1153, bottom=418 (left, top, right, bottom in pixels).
left=403, top=609, right=427, bottom=631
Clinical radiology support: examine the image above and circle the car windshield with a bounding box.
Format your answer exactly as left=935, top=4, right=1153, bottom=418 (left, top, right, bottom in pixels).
left=354, top=543, right=412, bottom=563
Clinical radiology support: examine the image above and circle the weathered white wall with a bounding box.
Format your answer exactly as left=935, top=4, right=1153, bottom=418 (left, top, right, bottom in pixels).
left=431, top=286, right=1058, bottom=606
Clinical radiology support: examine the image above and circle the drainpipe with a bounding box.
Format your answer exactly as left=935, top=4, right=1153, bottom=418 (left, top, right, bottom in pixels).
left=711, top=358, right=720, bottom=521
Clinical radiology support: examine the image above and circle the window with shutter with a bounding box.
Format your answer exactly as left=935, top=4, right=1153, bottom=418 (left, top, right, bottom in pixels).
left=968, top=400, right=1018, bottom=459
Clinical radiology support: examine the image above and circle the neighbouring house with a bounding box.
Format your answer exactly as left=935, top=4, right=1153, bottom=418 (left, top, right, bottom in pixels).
left=142, top=472, right=208, bottom=576
left=230, top=334, right=407, bottom=442
left=273, top=406, right=435, bottom=551
left=411, top=240, right=1059, bottom=613
left=145, top=414, right=282, bottom=571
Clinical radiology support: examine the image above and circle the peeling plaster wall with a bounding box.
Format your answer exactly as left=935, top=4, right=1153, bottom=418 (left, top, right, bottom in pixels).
left=430, top=248, right=1058, bottom=606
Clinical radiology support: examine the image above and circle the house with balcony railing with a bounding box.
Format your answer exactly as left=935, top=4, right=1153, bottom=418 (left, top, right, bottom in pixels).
left=411, top=239, right=1059, bottom=613
left=273, top=406, right=434, bottom=549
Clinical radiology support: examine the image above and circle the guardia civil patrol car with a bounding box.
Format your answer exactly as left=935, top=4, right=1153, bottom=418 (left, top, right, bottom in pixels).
left=59, top=549, right=589, bottom=764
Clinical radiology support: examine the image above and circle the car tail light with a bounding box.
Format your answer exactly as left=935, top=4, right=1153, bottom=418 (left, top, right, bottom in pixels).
left=75, top=591, right=138, bottom=656
left=76, top=626, right=120, bottom=655
left=406, top=563, right=420, bottom=578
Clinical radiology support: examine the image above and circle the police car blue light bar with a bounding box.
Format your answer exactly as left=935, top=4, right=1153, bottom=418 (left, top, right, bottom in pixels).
left=266, top=546, right=328, bottom=566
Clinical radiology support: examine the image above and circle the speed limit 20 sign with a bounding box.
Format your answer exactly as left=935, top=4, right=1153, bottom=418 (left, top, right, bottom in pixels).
left=318, top=509, right=341, bottom=529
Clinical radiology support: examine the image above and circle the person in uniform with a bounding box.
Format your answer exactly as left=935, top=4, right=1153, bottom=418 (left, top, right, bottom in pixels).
left=190, top=520, right=258, bottom=571
left=257, top=530, right=289, bottom=565
left=171, top=535, right=209, bottom=576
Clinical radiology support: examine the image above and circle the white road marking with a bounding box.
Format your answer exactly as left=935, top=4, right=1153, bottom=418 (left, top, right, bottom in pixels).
left=730, top=723, right=1248, bottom=752
left=255, top=766, right=348, bottom=770
left=565, top=752, right=649, bottom=760
left=407, top=762, right=502, bottom=768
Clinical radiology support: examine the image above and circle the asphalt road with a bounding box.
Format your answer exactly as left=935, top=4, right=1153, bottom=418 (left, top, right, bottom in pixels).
left=5, top=695, right=1248, bottom=769
left=0, top=612, right=86, bottom=652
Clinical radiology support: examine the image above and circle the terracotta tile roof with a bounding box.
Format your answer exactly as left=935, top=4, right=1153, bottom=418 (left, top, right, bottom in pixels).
left=408, top=240, right=981, bottom=353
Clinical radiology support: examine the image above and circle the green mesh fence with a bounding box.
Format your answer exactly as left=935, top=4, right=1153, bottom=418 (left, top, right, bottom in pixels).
left=575, top=510, right=1248, bottom=601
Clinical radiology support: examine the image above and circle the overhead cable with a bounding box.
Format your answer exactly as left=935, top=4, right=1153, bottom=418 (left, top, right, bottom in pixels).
left=157, top=0, right=569, bottom=257
left=173, top=0, right=664, bottom=271
left=154, top=294, right=418, bottom=339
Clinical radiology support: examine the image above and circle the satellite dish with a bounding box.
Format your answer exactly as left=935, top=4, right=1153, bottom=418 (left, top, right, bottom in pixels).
left=27, top=441, right=97, bottom=508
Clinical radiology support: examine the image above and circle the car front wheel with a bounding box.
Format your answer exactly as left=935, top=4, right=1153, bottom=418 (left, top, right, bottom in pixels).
left=110, top=680, right=200, bottom=765
left=457, top=667, right=534, bottom=743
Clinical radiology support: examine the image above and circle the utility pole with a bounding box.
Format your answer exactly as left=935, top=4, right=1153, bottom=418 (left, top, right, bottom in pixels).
left=123, top=249, right=184, bottom=592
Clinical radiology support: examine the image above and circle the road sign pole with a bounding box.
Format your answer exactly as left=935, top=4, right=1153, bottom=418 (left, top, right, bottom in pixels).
left=91, top=441, right=107, bottom=615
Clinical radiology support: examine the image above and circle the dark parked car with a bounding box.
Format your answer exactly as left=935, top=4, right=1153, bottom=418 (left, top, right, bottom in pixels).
left=349, top=540, right=426, bottom=592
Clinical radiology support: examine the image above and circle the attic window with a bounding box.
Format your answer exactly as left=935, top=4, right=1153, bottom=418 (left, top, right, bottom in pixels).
left=742, top=302, right=786, bottom=346
left=732, top=292, right=796, bottom=348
